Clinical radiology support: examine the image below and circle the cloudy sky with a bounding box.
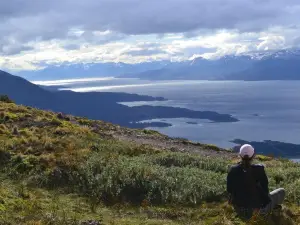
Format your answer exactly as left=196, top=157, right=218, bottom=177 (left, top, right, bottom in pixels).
left=1, top=0, right=300, bottom=71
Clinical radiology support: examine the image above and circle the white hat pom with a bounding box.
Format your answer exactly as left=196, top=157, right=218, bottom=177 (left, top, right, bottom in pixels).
left=239, top=144, right=255, bottom=158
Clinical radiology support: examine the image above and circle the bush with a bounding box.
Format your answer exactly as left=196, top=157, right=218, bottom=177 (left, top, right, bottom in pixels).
left=0, top=95, right=14, bottom=103
left=143, top=129, right=160, bottom=135
left=0, top=124, right=9, bottom=135
left=89, top=140, right=159, bottom=156
left=151, top=152, right=229, bottom=173
left=0, top=149, right=11, bottom=165
left=202, top=144, right=221, bottom=151
left=285, top=179, right=300, bottom=205
left=12, top=126, right=19, bottom=135
left=50, top=117, right=63, bottom=126
left=74, top=153, right=226, bottom=206
left=267, top=167, right=300, bottom=186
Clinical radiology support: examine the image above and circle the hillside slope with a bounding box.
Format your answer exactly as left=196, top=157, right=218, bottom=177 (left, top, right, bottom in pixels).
left=1, top=99, right=300, bottom=224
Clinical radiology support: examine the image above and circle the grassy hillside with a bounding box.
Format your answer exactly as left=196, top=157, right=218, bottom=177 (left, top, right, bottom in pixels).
left=1, top=99, right=300, bottom=224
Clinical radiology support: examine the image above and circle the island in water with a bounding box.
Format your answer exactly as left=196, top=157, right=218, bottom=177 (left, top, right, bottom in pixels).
left=231, top=139, right=300, bottom=158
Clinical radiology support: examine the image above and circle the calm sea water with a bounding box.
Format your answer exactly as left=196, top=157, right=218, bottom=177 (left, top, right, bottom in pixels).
left=34, top=78, right=300, bottom=157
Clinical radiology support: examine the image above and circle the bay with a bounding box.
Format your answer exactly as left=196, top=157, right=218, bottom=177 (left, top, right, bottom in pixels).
left=35, top=78, right=300, bottom=159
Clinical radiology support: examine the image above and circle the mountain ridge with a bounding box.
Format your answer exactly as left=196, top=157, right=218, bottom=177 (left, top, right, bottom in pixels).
left=121, top=48, right=300, bottom=80
left=17, top=61, right=171, bottom=81
left=14, top=48, right=300, bottom=81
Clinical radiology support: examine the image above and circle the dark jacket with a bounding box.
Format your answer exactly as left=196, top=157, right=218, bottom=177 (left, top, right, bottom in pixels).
left=227, top=163, right=271, bottom=209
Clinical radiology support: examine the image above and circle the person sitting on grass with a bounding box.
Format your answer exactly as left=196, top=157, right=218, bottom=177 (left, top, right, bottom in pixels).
left=227, top=144, right=285, bottom=220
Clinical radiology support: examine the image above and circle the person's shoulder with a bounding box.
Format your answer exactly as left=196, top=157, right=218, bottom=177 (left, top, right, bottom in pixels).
left=251, top=163, right=265, bottom=168
left=251, top=163, right=266, bottom=170
left=231, top=164, right=242, bottom=169
left=228, top=163, right=242, bottom=172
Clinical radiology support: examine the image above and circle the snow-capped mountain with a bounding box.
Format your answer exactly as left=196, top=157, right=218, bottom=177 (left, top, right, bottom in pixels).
left=224, top=49, right=300, bottom=80
left=241, top=48, right=300, bottom=60
left=129, top=48, right=300, bottom=80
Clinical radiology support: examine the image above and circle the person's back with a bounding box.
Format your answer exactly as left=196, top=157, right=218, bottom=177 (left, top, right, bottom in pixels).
left=227, top=144, right=285, bottom=220
left=227, top=163, right=270, bottom=209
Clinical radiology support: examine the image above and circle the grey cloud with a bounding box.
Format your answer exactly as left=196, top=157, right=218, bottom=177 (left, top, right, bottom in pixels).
left=1, top=0, right=300, bottom=55
left=292, top=36, right=300, bottom=46
left=62, top=43, right=82, bottom=50
left=0, top=36, right=34, bottom=55
left=1, top=45, right=33, bottom=55
left=61, top=31, right=126, bottom=50
left=124, top=49, right=167, bottom=56
left=79, top=31, right=126, bottom=44
left=136, top=43, right=162, bottom=48
left=1, top=0, right=300, bottom=35
left=121, top=42, right=166, bottom=56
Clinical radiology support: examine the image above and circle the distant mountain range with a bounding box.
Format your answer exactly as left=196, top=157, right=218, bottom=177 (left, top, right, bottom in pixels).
left=18, top=61, right=169, bottom=81
left=123, top=49, right=300, bottom=80
left=123, top=55, right=254, bottom=80
left=17, top=48, right=300, bottom=81
left=0, top=70, right=238, bottom=128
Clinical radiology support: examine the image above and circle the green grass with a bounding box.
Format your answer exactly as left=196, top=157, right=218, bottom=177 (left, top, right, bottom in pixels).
left=142, top=129, right=161, bottom=135
left=1, top=100, right=300, bottom=224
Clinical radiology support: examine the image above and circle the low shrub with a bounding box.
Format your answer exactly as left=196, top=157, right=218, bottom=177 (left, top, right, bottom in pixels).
left=0, top=95, right=14, bottom=103
left=0, top=149, right=11, bottom=165
left=151, top=152, right=229, bottom=173
left=50, top=117, right=63, bottom=126
left=285, top=179, right=300, bottom=205
left=71, top=152, right=226, bottom=206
